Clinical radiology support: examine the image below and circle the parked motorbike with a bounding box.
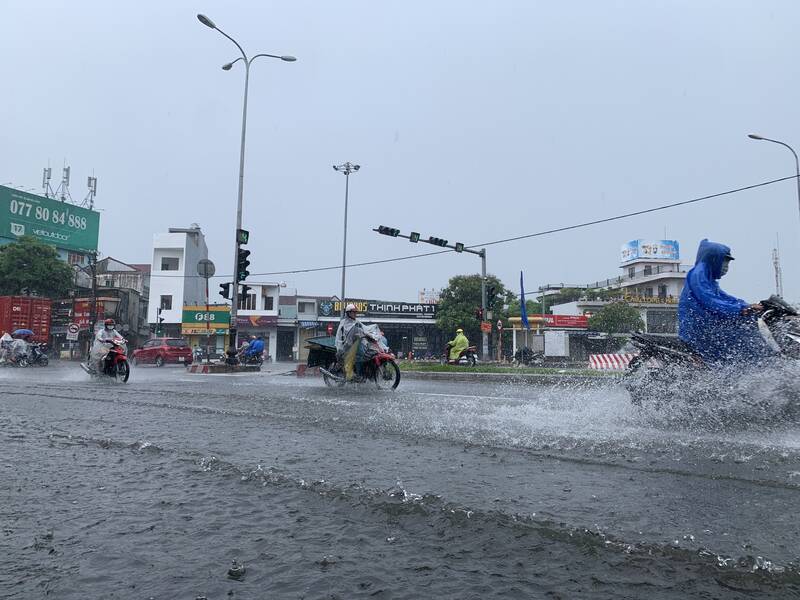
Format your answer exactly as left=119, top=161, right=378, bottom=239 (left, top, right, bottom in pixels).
left=624, top=295, right=799, bottom=406
left=308, top=328, right=401, bottom=389
left=513, top=346, right=543, bottom=367
left=441, top=344, right=478, bottom=366
left=240, top=351, right=264, bottom=367
left=81, top=337, right=130, bottom=383
left=27, top=343, right=49, bottom=367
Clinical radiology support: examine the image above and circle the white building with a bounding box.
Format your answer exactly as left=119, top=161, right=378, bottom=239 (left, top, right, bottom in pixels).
left=147, top=224, right=209, bottom=336
left=235, top=282, right=282, bottom=362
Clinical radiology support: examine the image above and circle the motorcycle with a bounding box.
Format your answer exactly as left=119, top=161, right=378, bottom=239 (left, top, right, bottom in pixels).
left=513, top=346, right=544, bottom=367
left=81, top=337, right=130, bottom=383
left=624, top=295, right=800, bottom=406
left=27, top=343, right=49, bottom=367
left=441, top=343, right=478, bottom=366
left=240, top=351, right=264, bottom=368
left=307, top=326, right=401, bottom=389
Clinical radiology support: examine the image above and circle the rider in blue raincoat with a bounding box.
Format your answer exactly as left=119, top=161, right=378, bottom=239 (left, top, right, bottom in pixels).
left=678, top=239, right=770, bottom=363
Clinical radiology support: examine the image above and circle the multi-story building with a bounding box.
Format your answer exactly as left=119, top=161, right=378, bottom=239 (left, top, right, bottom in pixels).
left=147, top=224, right=209, bottom=337
left=235, top=282, right=282, bottom=361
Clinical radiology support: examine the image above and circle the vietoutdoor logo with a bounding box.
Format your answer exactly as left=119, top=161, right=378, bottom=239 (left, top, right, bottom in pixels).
left=10, top=223, right=24, bottom=236
left=33, top=228, right=69, bottom=242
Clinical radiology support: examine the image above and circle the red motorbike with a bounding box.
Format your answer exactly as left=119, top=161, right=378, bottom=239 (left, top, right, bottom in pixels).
left=442, top=343, right=478, bottom=366
left=307, top=332, right=401, bottom=389
left=81, top=337, right=130, bottom=383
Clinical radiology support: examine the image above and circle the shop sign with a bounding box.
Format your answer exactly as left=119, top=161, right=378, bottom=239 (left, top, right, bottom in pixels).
left=182, top=305, right=230, bottom=327
left=318, top=298, right=437, bottom=319
left=480, top=321, right=492, bottom=333
left=236, top=315, right=278, bottom=328
left=72, top=300, right=104, bottom=328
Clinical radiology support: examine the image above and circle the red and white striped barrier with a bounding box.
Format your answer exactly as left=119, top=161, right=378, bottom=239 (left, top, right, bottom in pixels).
left=588, top=353, right=636, bottom=370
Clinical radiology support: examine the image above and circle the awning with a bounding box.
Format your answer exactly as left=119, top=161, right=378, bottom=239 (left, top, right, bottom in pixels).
left=299, top=320, right=319, bottom=329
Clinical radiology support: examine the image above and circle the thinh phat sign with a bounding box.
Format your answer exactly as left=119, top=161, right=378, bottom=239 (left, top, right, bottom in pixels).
left=0, top=185, right=100, bottom=252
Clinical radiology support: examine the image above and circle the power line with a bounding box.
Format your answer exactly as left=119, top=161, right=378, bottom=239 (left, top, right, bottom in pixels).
left=148, top=174, right=796, bottom=279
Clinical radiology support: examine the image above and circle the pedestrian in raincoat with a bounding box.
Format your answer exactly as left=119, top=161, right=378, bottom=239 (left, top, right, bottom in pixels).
left=447, top=328, right=469, bottom=362
left=336, top=303, right=364, bottom=381
left=678, top=239, right=770, bottom=363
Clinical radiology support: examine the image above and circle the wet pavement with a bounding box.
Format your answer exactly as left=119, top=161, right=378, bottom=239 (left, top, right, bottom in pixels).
left=2, top=362, right=800, bottom=599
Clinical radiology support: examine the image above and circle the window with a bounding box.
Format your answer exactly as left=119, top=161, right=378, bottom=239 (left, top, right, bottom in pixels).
left=166, top=339, right=188, bottom=347
left=161, top=257, right=179, bottom=271
left=68, top=252, right=84, bottom=265
left=298, top=301, right=314, bottom=313
left=658, top=285, right=668, bottom=299
left=643, top=265, right=652, bottom=276
left=239, top=293, right=256, bottom=311
left=160, top=295, right=172, bottom=310
left=644, top=287, right=653, bottom=297
left=263, top=296, right=274, bottom=311
left=628, top=266, right=635, bottom=278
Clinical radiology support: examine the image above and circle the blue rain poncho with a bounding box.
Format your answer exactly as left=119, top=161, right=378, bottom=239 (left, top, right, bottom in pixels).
left=678, top=239, right=770, bottom=363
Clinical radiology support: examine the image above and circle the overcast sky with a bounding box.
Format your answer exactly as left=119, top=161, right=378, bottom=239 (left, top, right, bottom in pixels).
left=2, top=1, right=798, bottom=304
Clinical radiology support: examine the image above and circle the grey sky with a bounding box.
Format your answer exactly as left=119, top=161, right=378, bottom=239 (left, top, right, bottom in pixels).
left=2, top=1, right=798, bottom=303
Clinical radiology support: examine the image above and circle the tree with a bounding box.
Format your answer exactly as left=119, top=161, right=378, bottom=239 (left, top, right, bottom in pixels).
left=0, top=236, right=76, bottom=298
left=587, top=301, right=644, bottom=334
left=506, top=298, right=542, bottom=318
left=436, top=274, right=511, bottom=347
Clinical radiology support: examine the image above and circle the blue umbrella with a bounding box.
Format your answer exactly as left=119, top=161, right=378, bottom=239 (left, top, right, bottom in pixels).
left=13, top=329, right=34, bottom=336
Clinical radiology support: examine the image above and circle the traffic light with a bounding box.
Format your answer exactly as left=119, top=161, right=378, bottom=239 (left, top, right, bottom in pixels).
left=236, top=249, right=251, bottom=282
left=454, top=242, right=464, bottom=253
left=474, top=307, right=483, bottom=321
left=240, top=284, right=252, bottom=298
left=377, top=225, right=400, bottom=237
left=487, top=286, right=497, bottom=309
left=237, top=228, right=250, bottom=244
left=219, top=282, right=231, bottom=299
left=409, top=231, right=420, bottom=243
left=428, top=236, right=448, bottom=247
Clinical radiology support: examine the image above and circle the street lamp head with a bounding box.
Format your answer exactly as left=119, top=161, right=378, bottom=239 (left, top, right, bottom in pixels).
left=280, top=55, right=297, bottom=62
left=222, top=62, right=234, bottom=71
left=748, top=134, right=764, bottom=140
left=197, top=14, right=216, bottom=29
left=352, top=164, right=361, bottom=171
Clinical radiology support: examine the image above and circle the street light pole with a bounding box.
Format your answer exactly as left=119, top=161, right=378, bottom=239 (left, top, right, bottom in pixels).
left=197, top=13, right=296, bottom=352
left=333, top=162, right=360, bottom=317
left=748, top=134, right=800, bottom=225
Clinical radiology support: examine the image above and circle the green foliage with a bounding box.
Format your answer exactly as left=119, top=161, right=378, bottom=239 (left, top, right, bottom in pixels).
left=587, top=301, right=644, bottom=334
left=436, top=274, right=511, bottom=344
left=506, top=298, right=542, bottom=317
left=0, top=236, right=75, bottom=298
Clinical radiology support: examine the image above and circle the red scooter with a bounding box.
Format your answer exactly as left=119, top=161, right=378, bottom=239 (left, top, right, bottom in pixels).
left=81, top=337, right=130, bottom=383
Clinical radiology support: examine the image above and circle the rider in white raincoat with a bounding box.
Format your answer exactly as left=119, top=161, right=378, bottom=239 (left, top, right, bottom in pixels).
left=90, top=318, right=124, bottom=373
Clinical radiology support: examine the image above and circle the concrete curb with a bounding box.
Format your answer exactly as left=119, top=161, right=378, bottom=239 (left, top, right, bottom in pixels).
left=401, top=370, right=620, bottom=385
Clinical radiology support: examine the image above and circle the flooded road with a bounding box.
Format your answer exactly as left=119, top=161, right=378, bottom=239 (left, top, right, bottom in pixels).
left=3, top=363, right=799, bottom=598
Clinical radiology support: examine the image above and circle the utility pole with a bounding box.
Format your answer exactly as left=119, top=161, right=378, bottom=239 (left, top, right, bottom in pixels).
left=373, top=226, right=490, bottom=359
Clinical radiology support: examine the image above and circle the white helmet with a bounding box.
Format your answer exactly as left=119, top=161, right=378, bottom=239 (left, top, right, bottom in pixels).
left=345, top=303, right=357, bottom=312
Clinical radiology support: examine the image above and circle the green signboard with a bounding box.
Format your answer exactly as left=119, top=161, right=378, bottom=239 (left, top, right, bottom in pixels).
left=181, top=305, right=230, bottom=335
left=0, top=185, right=100, bottom=252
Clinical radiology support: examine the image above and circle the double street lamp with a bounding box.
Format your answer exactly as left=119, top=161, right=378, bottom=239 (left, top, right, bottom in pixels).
left=748, top=133, right=800, bottom=225
left=197, top=13, right=296, bottom=348
left=333, top=162, right=360, bottom=317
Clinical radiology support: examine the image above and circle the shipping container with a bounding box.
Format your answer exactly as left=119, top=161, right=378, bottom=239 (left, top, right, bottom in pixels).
left=0, top=296, right=52, bottom=342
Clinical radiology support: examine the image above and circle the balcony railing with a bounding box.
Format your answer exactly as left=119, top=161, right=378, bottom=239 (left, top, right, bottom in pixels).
left=540, top=265, right=689, bottom=293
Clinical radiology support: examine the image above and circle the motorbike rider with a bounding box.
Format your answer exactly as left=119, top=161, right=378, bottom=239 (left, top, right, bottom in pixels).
left=91, top=318, right=123, bottom=373
left=336, top=303, right=364, bottom=381
left=447, top=328, right=469, bottom=363
left=678, top=239, right=770, bottom=363
left=245, top=335, right=265, bottom=362
left=0, top=331, right=12, bottom=363
left=8, top=333, right=30, bottom=365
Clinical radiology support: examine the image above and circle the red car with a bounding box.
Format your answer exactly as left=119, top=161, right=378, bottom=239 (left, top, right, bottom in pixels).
left=132, top=338, right=193, bottom=367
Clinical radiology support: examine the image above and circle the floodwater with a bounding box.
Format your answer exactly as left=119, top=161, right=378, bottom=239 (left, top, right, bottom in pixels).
left=2, top=362, right=799, bottom=599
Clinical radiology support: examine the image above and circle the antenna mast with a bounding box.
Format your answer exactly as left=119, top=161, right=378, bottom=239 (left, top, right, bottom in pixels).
left=772, top=236, right=784, bottom=298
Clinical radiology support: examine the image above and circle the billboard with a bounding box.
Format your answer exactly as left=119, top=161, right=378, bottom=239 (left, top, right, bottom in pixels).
left=620, top=239, right=679, bottom=263
left=182, top=305, right=230, bottom=335
left=0, top=185, right=100, bottom=252
left=318, top=298, right=437, bottom=319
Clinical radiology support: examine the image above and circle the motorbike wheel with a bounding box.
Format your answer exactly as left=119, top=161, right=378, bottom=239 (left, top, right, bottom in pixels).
left=17, top=356, right=29, bottom=368
left=154, top=355, right=164, bottom=368
left=114, top=360, right=130, bottom=383
left=374, top=360, right=401, bottom=390
left=38, top=356, right=49, bottom=367
left=467, top=355, right=477, bottom=367
left=322, top=370, right=345, bottom=388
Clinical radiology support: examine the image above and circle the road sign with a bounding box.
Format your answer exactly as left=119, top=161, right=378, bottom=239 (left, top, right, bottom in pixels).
left=197, top=259, right=216, bottom=279
left=497, top=320, right=503, bottom=330
left=480, top=321, right=492, bottom=333
left=66, top=323, right=80, bottom=341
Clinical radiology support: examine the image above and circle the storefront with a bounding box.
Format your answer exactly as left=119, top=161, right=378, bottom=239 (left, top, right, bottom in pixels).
left=235, top=315, right=277, bottom=360
left=182, top=305, right=230, bottom=357
left=317, top=298, right=442, bottom=359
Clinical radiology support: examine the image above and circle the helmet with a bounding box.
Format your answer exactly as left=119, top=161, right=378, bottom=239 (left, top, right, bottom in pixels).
left=456, top=328, right=463, bottom=333
left=104, top=318, right=115, bottom=328
left=345, top=303, right=357, bottom=312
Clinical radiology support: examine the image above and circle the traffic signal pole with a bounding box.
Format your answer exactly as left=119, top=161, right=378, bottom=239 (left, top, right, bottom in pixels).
left=373, top=227, right=489, bottom=359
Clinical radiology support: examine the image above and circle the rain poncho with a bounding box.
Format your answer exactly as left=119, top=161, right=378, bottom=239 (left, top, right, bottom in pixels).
left=336, top=315, right=364, bottom=380
left=91, top=327, right=124, bottom=368
left=448, top=331, right=469, bottom=361
left=678, top=239, right=770, bottom=363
